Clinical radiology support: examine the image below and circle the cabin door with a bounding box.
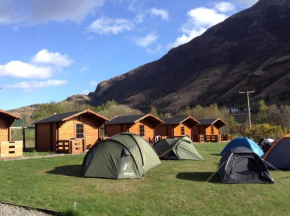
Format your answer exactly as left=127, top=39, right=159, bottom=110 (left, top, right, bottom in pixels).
left=121, top=124, right=128, bottom=132
left=199, top=126, right=205, bottom=135
left=166, top=125, right=173, bottom=137
left=76, top=123, right=85, bottom=147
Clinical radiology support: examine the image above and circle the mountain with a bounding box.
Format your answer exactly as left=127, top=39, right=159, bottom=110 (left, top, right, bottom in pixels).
left=89, top=0, right=290, bottom=112
left=9, top=104, right=39, bottom=118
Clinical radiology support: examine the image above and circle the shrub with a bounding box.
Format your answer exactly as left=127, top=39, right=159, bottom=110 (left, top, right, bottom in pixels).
left=244, top=124, right=288, bottom=142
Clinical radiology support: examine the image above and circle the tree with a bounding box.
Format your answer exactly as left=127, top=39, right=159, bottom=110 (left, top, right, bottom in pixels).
left=32, top=102, right=64, bottom=121
left=266, top=104, right=280, bottom=125
left=279, top=105, right=290, bottom=128
left=256, top=100, right=268, bottom=123
left=150, top=106, right=158, bottom=117
left=185, top=106, right=191, bottom=116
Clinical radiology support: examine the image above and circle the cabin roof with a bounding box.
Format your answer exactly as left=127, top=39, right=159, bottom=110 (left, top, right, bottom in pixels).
left=0, top=109, right=21, bottom=119
left=198, top=118, right=218, bottom=125
left=161, top=116, right=200, bottom=125
left=105, top=114, right=164, bottom=125
left=198, top=118, right=227, bottom=128
left=33, top=109, right=108, bottom=124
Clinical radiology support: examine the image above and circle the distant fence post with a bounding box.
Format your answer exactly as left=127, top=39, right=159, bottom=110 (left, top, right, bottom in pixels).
left=22, top=127, right=26, bottom=151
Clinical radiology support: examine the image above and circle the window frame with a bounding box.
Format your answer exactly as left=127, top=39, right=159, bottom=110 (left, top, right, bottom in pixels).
left=181, top=125, right=185, bottom=135
left=211, top=125, right=214, bottom=135
left=139, top=124, right=145, bottom=137
left=76, top=123, right=84, bottom=138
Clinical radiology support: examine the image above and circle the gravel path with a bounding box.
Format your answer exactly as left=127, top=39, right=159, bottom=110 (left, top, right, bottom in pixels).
left=0, top=153, right=85, bottom=161
left=0, top=203, right=52, bottom=216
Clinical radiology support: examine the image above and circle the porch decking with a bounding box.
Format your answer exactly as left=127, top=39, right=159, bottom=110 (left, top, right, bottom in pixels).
left=150, top=134, right=231, bottom=145
left=56, top=139, right=84, bottom=154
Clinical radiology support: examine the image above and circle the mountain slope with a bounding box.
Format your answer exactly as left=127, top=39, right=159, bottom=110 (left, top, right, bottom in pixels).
left=89, top=0, right=290, bottom=112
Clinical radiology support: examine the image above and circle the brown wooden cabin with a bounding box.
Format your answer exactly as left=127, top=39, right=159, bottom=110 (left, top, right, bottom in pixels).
left=0, top=109, right=21, bottom=142
left=33, top=109, right=108, bottom=153
left=155, top=116, right=200, bottom=140
left=192, top=118, right=227, bottom=142
left=105, top=114, right=164, bottom=143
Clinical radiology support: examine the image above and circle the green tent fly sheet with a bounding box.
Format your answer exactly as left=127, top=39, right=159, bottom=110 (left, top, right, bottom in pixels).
left=82, top=132, right=161, bottom=179
left=153, top=136, right=204, bottom=160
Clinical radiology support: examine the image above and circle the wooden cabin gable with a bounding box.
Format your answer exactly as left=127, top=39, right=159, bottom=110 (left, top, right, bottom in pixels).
left=58, top=115, right=100, bottom=148
left=205, top=125, right=219, bottom=135
left=0, top=117, right=9, bottom=142
left=174, top=124, right=191, bottom=137
left=129, top=121, right=154, bottom=141
left=157, top=124, right=191, bottom=138
left=58, top=120, right=75, bottom=140
left=192, top=124, right=219, bottom=136
left=0, top=113, right=18, bottom=142
left=78, top=115, right=100, bottom=147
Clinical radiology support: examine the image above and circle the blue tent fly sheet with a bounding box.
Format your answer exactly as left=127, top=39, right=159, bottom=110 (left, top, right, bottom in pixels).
left=220, top=137, right=264, bottom=157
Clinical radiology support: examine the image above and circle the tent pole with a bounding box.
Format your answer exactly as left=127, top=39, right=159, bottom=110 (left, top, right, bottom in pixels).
left=206, top=161, right=225, bottom=183
left=157, top=148, right=174, bottom=158
left=262, top=159, right=285, bottom=174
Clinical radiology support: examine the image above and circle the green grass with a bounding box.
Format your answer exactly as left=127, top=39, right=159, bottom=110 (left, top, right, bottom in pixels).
left=22, top=151, right=55, bottom=157
left=0, top=142, right=289, bottom=216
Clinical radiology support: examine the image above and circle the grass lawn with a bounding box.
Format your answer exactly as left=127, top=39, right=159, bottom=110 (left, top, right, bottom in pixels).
left=0, top=142, right=289, bottom=216
left=22, top=151, right=55, bottom=157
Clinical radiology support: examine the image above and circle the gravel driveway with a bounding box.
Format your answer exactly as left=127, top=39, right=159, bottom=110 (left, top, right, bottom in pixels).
left=0, top=203, right=52, bottom=216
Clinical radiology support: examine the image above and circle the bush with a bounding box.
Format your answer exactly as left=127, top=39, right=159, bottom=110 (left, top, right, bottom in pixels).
left=244, top=124, right=288, bottom=142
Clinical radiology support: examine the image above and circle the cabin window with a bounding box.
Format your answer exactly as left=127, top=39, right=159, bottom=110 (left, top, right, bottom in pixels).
left=181, top=125, right=185, bottom=135
left=211, top=125, right=214, bottom=135
left=139, top=125, right=145, bottom=137
left=76, top=124, right=84, bottom=138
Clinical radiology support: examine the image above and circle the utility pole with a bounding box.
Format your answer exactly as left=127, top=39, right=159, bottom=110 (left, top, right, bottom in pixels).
left=239, top=90, right=255, bottom=129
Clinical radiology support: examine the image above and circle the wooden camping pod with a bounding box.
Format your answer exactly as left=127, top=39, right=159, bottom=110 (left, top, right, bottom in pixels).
left=192, top=118, right=228, bottom=142
left=0, top=109, right=21, bottom=142
left=34, top=109, right=108, bottom=153
left=105, top=114, right=164, bottom=142
left=155, top=116, right=200, bottom=140
left=155, top=117, right=229, bottom=143
left=0, top=110, right=22, bottom=158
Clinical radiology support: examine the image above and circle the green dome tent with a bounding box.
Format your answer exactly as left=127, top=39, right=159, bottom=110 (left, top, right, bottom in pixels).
left=82, top=132, right=161, bottom=179
left=153, top=136, right=204, bottom=160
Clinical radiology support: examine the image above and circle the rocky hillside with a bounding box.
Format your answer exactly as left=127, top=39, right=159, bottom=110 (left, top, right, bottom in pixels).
left=9, top=104, right=39, bottom=118
left=88, top=0, right=290, bottom=112
left=9, top=94, right=91, bottom=118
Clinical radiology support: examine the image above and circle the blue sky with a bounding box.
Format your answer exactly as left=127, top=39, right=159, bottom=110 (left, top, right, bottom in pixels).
left=0, top=0, right=258, bottom=110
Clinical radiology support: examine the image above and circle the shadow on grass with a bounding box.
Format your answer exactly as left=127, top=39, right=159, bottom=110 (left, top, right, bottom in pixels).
left=176, top=172, right=221, bottom=183
left=46, top=165, right=82, bottom=177
left=210, top=154, right=221, bottom=156
left=23, top=148, right=35, bottom=152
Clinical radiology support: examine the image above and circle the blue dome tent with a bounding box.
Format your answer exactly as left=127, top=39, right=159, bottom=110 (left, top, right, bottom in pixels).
left=220, top=137, right=264, bottom=157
